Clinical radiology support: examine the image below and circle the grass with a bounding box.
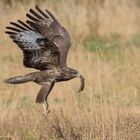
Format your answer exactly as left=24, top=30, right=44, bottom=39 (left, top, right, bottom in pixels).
left=0, top=0, right=140, bottom=139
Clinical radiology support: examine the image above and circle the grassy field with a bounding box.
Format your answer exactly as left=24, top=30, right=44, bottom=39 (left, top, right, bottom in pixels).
left=0, top=0, right=140, bottom=139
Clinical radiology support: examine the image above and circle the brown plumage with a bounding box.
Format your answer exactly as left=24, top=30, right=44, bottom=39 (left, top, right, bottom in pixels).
left=4, top=6, right=85, bottom=115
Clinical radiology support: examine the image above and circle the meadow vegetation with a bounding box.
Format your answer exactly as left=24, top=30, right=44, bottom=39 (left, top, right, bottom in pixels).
left=0, top=0, right=140, bottom=139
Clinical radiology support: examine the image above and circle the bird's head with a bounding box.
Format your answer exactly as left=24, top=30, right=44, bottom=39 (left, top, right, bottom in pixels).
left=69, top=68, right=79, bottom=76
left=65, top=67, right=85, bottom=92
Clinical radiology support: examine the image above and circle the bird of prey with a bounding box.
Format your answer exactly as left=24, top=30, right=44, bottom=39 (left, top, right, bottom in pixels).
left=4, top=6, right=85, bottom=116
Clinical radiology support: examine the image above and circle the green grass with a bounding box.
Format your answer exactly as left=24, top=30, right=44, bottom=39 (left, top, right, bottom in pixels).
left=127, top=34, right=140, bottom=47
left=84, top=35, right=121, bottom=51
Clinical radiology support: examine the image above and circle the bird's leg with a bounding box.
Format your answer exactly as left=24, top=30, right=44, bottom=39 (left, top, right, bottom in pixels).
left=43, top=100, right=50, bottom=117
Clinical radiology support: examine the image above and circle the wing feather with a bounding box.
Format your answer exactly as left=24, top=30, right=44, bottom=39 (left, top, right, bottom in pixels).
left=17, top=20, right=33, bottom=30
left=6, top=6, right=70, bottom=69
left=36, top=6, right=50, bottom=19
left=5, top=31, right=16, bottom=35
left=6, top=26, right=22, bottom=32
left=45, top=9, right=56, bottom=20
left=6, top=21, right=60, bottom=70
left=26, top=6, right=71, bottom=66
left=26, top=13, right=40, bottom=22
left=29, top=8, right=44, bottom=19
left=10, top=22, right=27, bottom=30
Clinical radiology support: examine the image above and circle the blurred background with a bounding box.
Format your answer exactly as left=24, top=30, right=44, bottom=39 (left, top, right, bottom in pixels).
left=0, top=0, right=140, bottom=139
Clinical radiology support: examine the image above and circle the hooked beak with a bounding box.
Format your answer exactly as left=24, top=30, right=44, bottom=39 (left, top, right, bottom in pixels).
left=77, top=74, right=85, bottom=92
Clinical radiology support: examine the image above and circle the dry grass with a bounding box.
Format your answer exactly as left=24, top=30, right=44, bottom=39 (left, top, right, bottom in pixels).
left=0, top=0, right=140, bottom=139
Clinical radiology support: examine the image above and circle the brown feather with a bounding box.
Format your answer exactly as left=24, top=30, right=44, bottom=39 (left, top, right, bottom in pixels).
left=17, top=20, right=33, bottom=30
left=10, top=22, right=27, bottom=31
left=30, top=9, right=44, bottom=19
left=26, top=13, right=40, bottom=22
left=26, top=7, right=71, bottom=66
left=35, top=5, right=50, bottom=19
left=45, top=9, right=56, bottom=20
left=6, top=27, right=22, bottom=32
left=5, top=31, right=16, bottom=35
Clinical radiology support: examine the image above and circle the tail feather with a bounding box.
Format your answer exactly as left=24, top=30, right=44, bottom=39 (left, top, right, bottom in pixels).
left=4, top=75, right=34, bottom=84
left=4, top=77, right=22, bottom=84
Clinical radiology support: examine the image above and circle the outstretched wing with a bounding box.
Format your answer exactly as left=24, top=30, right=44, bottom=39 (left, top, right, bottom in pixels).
left=6, top=6, right=71, bottom=70
left=6, top=8, right=60, bottom=70
left=6, top=21, right=60, bottom=70
left=26, top=5, right=71, bottom=67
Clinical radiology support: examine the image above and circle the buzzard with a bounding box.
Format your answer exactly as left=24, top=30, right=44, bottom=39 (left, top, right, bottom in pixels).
left=4, top=6, right=85, bottom=116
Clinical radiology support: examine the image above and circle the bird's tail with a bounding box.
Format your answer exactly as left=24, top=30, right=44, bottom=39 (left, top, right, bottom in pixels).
left=4, top=75, right=34, bottom=84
